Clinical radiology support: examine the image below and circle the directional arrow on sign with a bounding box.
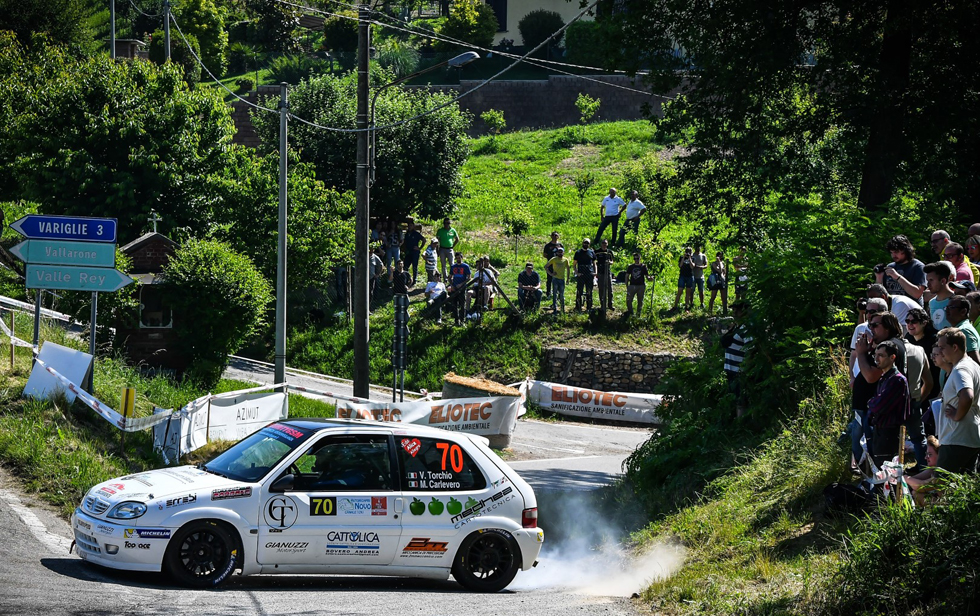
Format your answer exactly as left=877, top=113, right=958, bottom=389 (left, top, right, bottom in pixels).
left=25, top=265, right=134, bottom=292
left=10, top=215, right=117, bottom=243
left=10, top=239, right=116, bottom=268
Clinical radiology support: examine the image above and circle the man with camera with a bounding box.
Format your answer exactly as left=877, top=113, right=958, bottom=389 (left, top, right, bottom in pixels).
left=874, top=235, right=927, bottom=306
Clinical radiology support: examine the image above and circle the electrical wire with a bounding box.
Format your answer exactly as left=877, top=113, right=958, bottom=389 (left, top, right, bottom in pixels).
left=273, top=0, right=667, bottom=98
left=128, top=0, right=163, bottom=20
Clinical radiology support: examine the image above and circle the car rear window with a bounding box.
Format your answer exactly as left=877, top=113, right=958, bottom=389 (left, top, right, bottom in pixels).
left=397, top=436, right=486, bottom=491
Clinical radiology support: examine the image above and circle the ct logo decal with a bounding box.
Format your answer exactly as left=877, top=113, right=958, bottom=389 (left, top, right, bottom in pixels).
left=264, top=495, right=299, bottom=529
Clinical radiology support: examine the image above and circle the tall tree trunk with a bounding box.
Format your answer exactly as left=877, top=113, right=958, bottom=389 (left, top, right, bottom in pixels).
left=857, top=0, right=914, bottom=211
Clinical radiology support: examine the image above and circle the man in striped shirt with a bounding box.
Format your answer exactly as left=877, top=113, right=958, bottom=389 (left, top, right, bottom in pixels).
left=423, top=239, right=439, bottom=282
left=722, top=301, right=753, bottom=417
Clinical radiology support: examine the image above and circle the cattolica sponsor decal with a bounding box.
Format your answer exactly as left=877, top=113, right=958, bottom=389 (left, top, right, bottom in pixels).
left=325, top=530, right=380, bottom=555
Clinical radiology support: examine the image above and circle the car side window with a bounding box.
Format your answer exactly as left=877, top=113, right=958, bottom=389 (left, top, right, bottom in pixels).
left=296, top=435, right=393, bottom=491
left=397, top=436, right=487, bottom=491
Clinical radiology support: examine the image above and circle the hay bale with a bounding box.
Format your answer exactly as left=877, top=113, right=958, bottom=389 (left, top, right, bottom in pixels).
left=441, top=373, right=520, bottom=449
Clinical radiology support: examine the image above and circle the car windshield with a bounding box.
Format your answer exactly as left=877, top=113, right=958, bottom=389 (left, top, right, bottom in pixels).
left=205, top=423, right=314, bottom=483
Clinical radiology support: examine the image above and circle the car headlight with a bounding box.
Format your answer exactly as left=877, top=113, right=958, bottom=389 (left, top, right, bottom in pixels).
left=107, top=501, right=147, bottom=520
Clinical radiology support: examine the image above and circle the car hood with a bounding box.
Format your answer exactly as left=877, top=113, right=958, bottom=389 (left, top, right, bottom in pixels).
left=86, top=466, right=242, bottom=508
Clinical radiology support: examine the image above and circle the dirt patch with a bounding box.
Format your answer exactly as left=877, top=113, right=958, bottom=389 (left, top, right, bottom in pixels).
left=555, top=144, right=601, bottom=173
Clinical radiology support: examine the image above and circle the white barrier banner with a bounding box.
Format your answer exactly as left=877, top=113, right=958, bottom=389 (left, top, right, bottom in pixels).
left=335, top=396, right=522, bottom=437
left=522, top=379, right=662, bottom=424
left=154, top=391, right=286, bottom=458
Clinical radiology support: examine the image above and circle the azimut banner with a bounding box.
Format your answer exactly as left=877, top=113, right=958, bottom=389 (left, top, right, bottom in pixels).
left=153, top=392, right=287, bottom=460
left=521, top=379, right=662, bottom=424
left=335, top=396, right=521, bottom=438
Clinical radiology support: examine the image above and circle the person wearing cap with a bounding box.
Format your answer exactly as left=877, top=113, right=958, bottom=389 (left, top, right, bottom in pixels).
left=595, top=188, right=625, bottom=244
left=546, top=246, right=571, bottom=312
left=951, top=280, right=977, bottom=296
left=573, top=238, right=597, bottom=311
left=423, top=238, right=439, bottom=282
left=542, top=232, right=564, bottom=298
left=517, top=262, right=543, bottom=311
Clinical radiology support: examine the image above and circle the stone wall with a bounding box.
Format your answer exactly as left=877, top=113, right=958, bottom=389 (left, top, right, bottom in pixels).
left=544, top=347, right=690, bottom=393
left=411, top=75, right=682, bottom=135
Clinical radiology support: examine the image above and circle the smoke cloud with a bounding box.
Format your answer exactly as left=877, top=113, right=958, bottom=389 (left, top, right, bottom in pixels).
left=510, top=489, right=686, bottom=595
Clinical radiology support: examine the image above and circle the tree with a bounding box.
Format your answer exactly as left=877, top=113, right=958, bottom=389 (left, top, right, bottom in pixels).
left=148, top=26, right=202, bottom=85
left=244, top=0, right=299, bottom=52
left=206, top=150, right=355, bottom=294
left=517, top=9, right=564, bottom=57
left=251, top=68, right=471, bottom=220
left=0, top=0, right=96, bottom=49
left=160, top=239, right=273, bottom=386
left=172, top=0, right=228, bottom=76
left=436, top=0, right=497, bottom=51
left=611, top=0, right=980, bottom=217
left=0, top=34, right=237, bottom=241
left=502, top=204, right=533, bottom=262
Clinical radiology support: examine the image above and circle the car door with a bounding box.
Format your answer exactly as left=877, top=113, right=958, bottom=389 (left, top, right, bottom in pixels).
left=257, top=432, right=402, bottom=566
left=393, top=434, right=492, bottom=567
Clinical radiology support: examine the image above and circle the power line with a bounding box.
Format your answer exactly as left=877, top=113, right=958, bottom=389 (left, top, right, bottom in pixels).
left=273, top=0, right=665, bottom=98
left=128, top=0, right=163, bottom=20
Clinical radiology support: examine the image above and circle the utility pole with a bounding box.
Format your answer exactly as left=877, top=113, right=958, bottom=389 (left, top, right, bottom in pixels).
left=275, top=83, right=288, bottom=390
left=353, top=4, right=371, bottom=398
left=110, top=0, right=116, bottom=59
left=164, top=0, right=171, bottom=62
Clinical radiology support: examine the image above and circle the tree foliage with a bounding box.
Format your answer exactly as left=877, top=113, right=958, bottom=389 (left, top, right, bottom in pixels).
left=172, top=0, right=228, bottom=76
left=0, top=0, right=96, bottom=49
left=160, top=239, right=273, bottom=386
left=436, top=0, right=497, bottom=51
left=611, top=0, right=980, bottom=219
left=517, top=9, right=564, bottom=52
left=206, top=150, right=355, bottom=294
left=0, top=34, right=236, bottom=241
left=251, top=68, right=471, bottom=220
left=148, top=26, right=202, bottom=85
left=243, top=0, right=299, bottom=52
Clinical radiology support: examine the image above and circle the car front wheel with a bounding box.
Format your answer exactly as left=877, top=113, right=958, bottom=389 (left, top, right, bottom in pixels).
left=452, top=529, right=521, bottom=592
left=164, top=521, right=239, bottom=588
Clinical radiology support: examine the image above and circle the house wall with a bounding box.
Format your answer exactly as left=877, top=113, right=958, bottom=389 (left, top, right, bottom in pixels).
left=490, top=0, right=594, bottom=45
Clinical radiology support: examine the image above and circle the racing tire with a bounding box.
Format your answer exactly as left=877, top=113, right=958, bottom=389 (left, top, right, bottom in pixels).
left=451, top=529, right=521, bottom=592
left=164, top=521, right=239, bottom=588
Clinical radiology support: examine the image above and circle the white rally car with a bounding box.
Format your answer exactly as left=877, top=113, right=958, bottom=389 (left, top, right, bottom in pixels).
left=71, top=419, right=543, bottom=591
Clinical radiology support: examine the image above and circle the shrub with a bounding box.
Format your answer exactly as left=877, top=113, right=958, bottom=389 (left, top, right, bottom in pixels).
left=436, top=0, right=497, bottom=51
left=160, top=240, right=273, bottom=387
left=235, top=77, right=254, bottom=92
left=322, top=9, right=358, bottom=52
left=576, top=92, right=601, bottom=124
left=266, top=54, right=330, bottom=85
left=375, top=38, right=420, bottom=78
left=564, top=20, right=603, bottom=67
left=517, top=9, right=564, bottom=53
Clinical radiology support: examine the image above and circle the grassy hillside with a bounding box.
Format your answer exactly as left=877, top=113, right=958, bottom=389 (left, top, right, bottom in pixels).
left=283, top=120, right=718, bottom=390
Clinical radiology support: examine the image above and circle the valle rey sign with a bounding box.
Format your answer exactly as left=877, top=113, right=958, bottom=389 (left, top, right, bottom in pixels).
left=25, top=265, right=133, bottom=292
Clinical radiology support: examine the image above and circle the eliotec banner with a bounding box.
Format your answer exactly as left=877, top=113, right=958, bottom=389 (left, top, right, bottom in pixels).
left=521, top=380, right=662, bottom=424
left=336, top=396, right=521, bottom=441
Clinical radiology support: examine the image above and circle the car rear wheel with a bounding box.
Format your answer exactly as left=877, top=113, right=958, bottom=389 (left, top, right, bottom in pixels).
left=164, top=521, right=239, bottom=588
left=452, top=529, right=520, bottom=592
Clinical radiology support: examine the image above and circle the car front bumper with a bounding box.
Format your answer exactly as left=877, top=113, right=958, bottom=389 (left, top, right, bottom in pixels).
left=72, top=509, right=167, bottom=572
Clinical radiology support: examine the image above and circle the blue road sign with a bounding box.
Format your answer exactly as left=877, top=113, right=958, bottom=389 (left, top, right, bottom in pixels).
left=10, top=239, right=116, bottom=268
left=10, top=215, right=117, bottom=243
left=26, top=265, right=134, bottom=292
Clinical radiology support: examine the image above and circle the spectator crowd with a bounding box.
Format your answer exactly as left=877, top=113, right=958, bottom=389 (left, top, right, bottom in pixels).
left=846, top=224, right=980, bottom=502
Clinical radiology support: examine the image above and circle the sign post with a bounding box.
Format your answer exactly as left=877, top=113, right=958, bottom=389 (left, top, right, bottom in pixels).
left=9, top=215, right=129, bottom=388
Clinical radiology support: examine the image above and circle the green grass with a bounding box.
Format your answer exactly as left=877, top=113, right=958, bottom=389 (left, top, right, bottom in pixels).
left=204, top=68, right=274, bottom=101
left=628, top=376, right=854, bottom=615
left=0, top=314, right=334, bottom=518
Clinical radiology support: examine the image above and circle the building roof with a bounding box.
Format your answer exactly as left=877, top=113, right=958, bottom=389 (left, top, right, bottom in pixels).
left=120, top=232, right=176, bottom=254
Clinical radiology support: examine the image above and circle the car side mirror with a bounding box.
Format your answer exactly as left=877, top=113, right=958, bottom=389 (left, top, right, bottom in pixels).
left=269, top=473, right=295, bottom=493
